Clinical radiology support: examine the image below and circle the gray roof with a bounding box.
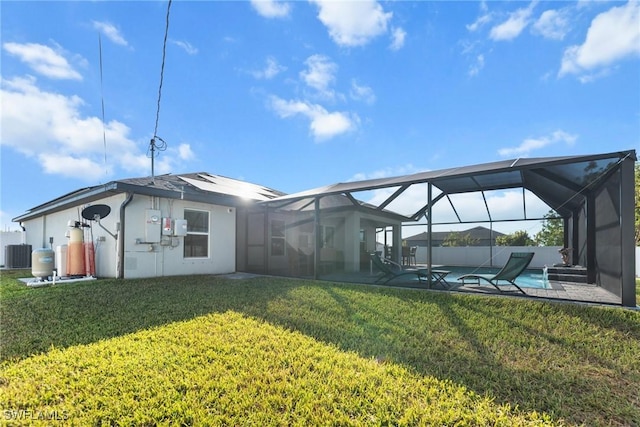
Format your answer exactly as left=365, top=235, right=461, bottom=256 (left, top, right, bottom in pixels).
left=13, top=173, right=285, bottom=222
left=405, top=226, right=506, bottom=242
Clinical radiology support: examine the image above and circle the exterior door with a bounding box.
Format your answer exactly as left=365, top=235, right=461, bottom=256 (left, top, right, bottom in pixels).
left=246, top=212, right=267, bottom=273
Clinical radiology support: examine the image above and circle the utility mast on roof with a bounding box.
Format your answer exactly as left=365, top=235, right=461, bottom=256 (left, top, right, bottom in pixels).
left=148, top=0, right=172, bottom=184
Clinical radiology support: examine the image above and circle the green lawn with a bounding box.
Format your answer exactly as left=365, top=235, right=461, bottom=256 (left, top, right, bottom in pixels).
left=1, top=270, right=639, bottom=426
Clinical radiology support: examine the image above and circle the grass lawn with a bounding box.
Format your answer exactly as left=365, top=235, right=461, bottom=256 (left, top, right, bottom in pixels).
left=1, top=271, right=639, bottom=426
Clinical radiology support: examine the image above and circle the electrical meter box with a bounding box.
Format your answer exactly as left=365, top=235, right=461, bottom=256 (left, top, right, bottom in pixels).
left=174, top=219, right=188, bottom=237
left=145, top=209, right=162, bottom=242
left=162, top=217, right=173, bottom=236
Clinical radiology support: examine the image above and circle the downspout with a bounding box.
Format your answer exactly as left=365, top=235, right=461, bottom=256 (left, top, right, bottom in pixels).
left=117, top=193, right=134, bottom=279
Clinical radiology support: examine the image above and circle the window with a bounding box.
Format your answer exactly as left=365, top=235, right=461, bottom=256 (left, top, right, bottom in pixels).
left=319, top=225, right=334, bottom=248
left=360, top=229, right=367, bottom=253
left=184, top=209, right=209, bottom=258
left=271, top=219, right=285, bottom=256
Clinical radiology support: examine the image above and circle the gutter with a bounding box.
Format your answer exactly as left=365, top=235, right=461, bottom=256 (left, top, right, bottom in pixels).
left=117, top=193, right=134, bottom=279
left=13, top=182, right=119, bottom=223
left=13, top=181, right=245, bottom=224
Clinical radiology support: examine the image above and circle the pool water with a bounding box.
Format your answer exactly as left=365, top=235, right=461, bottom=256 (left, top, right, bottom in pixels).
left=438, top=266, right=550, bottom=289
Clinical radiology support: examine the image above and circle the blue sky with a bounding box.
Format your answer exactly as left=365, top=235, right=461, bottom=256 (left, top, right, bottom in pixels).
left=1, top=0, right=639, bottom=236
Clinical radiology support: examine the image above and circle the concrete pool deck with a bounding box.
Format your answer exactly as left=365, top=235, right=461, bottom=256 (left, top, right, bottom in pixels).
left=316, top=269, right=628, bottom=307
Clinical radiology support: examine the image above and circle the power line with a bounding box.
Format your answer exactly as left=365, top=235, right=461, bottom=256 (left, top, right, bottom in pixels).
left=152, top=0, right=172, bottom=139
left=149, top=0, right=172, bottom=182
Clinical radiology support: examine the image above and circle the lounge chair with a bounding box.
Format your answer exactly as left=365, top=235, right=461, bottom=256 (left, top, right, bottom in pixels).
left=457, top=252, right=535, bottom=294
left=369, top=253, right=450, bottom=288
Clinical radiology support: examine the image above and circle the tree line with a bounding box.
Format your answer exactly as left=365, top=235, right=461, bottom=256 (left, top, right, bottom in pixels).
left=441, top=210, right=563, bottom=247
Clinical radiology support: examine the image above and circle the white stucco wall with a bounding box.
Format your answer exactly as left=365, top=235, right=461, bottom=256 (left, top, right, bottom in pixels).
left=21, top=194, right=124, bottom=277
left=20, top=193, right=236, bottom=279
left=121, top=196, right=236, bottom=279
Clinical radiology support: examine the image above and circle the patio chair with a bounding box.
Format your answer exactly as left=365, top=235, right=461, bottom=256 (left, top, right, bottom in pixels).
left=369, top=253, right=451, bottom=288
left=409, top=246, right=417, bottom=265
left=457, top=252, right=535, bottom=294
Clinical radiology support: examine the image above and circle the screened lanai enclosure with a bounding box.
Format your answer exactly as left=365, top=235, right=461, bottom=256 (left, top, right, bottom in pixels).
left=241, top=150, right=636, bottom=307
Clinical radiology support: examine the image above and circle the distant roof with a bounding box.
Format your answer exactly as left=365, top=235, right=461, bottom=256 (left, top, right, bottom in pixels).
left=405, top=226, right=506, bottom=242
left=13, top=173, right=285, bottom=222
left=262, top=150, right=636, bottom=223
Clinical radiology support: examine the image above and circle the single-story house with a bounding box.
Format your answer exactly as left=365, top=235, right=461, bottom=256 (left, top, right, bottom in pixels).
left=13, top=150, right=637, bottom=307
left=404, top=226, right=506, bottom=247
left=13, top=172, right=404, bottom=280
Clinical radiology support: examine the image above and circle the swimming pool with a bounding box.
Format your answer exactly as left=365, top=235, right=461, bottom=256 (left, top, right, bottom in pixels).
left=438, top=266, right=550, bottom=289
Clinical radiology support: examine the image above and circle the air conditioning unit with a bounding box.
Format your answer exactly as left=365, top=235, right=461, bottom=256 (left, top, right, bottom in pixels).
left=5, top=244, right=32, bottom=268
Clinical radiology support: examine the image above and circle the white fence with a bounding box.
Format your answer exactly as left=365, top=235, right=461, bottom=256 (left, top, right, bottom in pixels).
left=414, top=246, right=563, bottom=269
left=416, top=246, right=640, bottom=276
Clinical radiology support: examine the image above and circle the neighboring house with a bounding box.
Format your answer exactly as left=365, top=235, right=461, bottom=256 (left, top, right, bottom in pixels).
left=404, top=226, right=505, bottom=247
left=13, top=172, right=403, bottom=279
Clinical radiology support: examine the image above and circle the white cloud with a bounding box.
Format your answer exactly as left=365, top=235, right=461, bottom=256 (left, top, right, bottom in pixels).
left=92, top=21, right=129, bottom=47
left=347, top=164, right=551, bottom=230
left=489, top=1, right=537, bottom=41
left=0, top=76, right=172, bottom=181
left=349, top=79, right=376, bottom=105
left=559, top=0, right=640, bottom=79
left=178, top=143, right=194, bottom=160
left=2, top=42, right=82, bottom=80
left=250, top=0, right=291, bottom=18
left=349, top=164, right=422, bottom=182
left=269, top=96, right=358, bottom=141
left=532, top=9, right=570, bottom=40
left=389, top=27, right=406, bottom=51
left=300, top=54, right=337, bottom=98
left=498, top=130, right=578, bottom=157
left=468, top=54, right=485, bottom=77
left=251, top=56, right=286, bottom=79
left=38, top=154, right=107, bottom=180
left=467, top=0, right=493, bottom=34
left=467, top=13, right=492, bottom=32
left=467, top=0, right=492, bottom=32
left=347, top=165, right=426, bottom=217
left=310, top=0, right=392, bottom=47
left=172, top=40, right=198, bottom=55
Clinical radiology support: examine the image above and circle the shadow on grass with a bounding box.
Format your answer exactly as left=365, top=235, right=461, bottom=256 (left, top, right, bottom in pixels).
left=2, top=272, right=639, bottom=425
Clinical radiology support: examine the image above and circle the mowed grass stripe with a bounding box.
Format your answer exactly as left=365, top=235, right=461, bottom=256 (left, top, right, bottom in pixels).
left=0, top=311, right=553, bottom=426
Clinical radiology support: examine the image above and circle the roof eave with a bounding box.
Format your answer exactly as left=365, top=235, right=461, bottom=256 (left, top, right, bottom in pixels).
left=12, top=180, right=264, bottom=224
left=13, top=182, right=121, bottom=223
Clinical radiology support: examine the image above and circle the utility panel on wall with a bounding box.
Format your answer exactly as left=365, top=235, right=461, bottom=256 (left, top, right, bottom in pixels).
left=145, top=209, right=162, bottom=243
left=173, top=219, right=188, bottom=237
left=162, top=217, right=173, bottom=236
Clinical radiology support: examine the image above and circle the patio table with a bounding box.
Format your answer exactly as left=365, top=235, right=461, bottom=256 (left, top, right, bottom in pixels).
left=426, top=269, right=451, bottom=289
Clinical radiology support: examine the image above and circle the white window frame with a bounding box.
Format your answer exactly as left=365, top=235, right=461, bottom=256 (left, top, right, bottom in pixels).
left=183, top=209, right=210, bottom=258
